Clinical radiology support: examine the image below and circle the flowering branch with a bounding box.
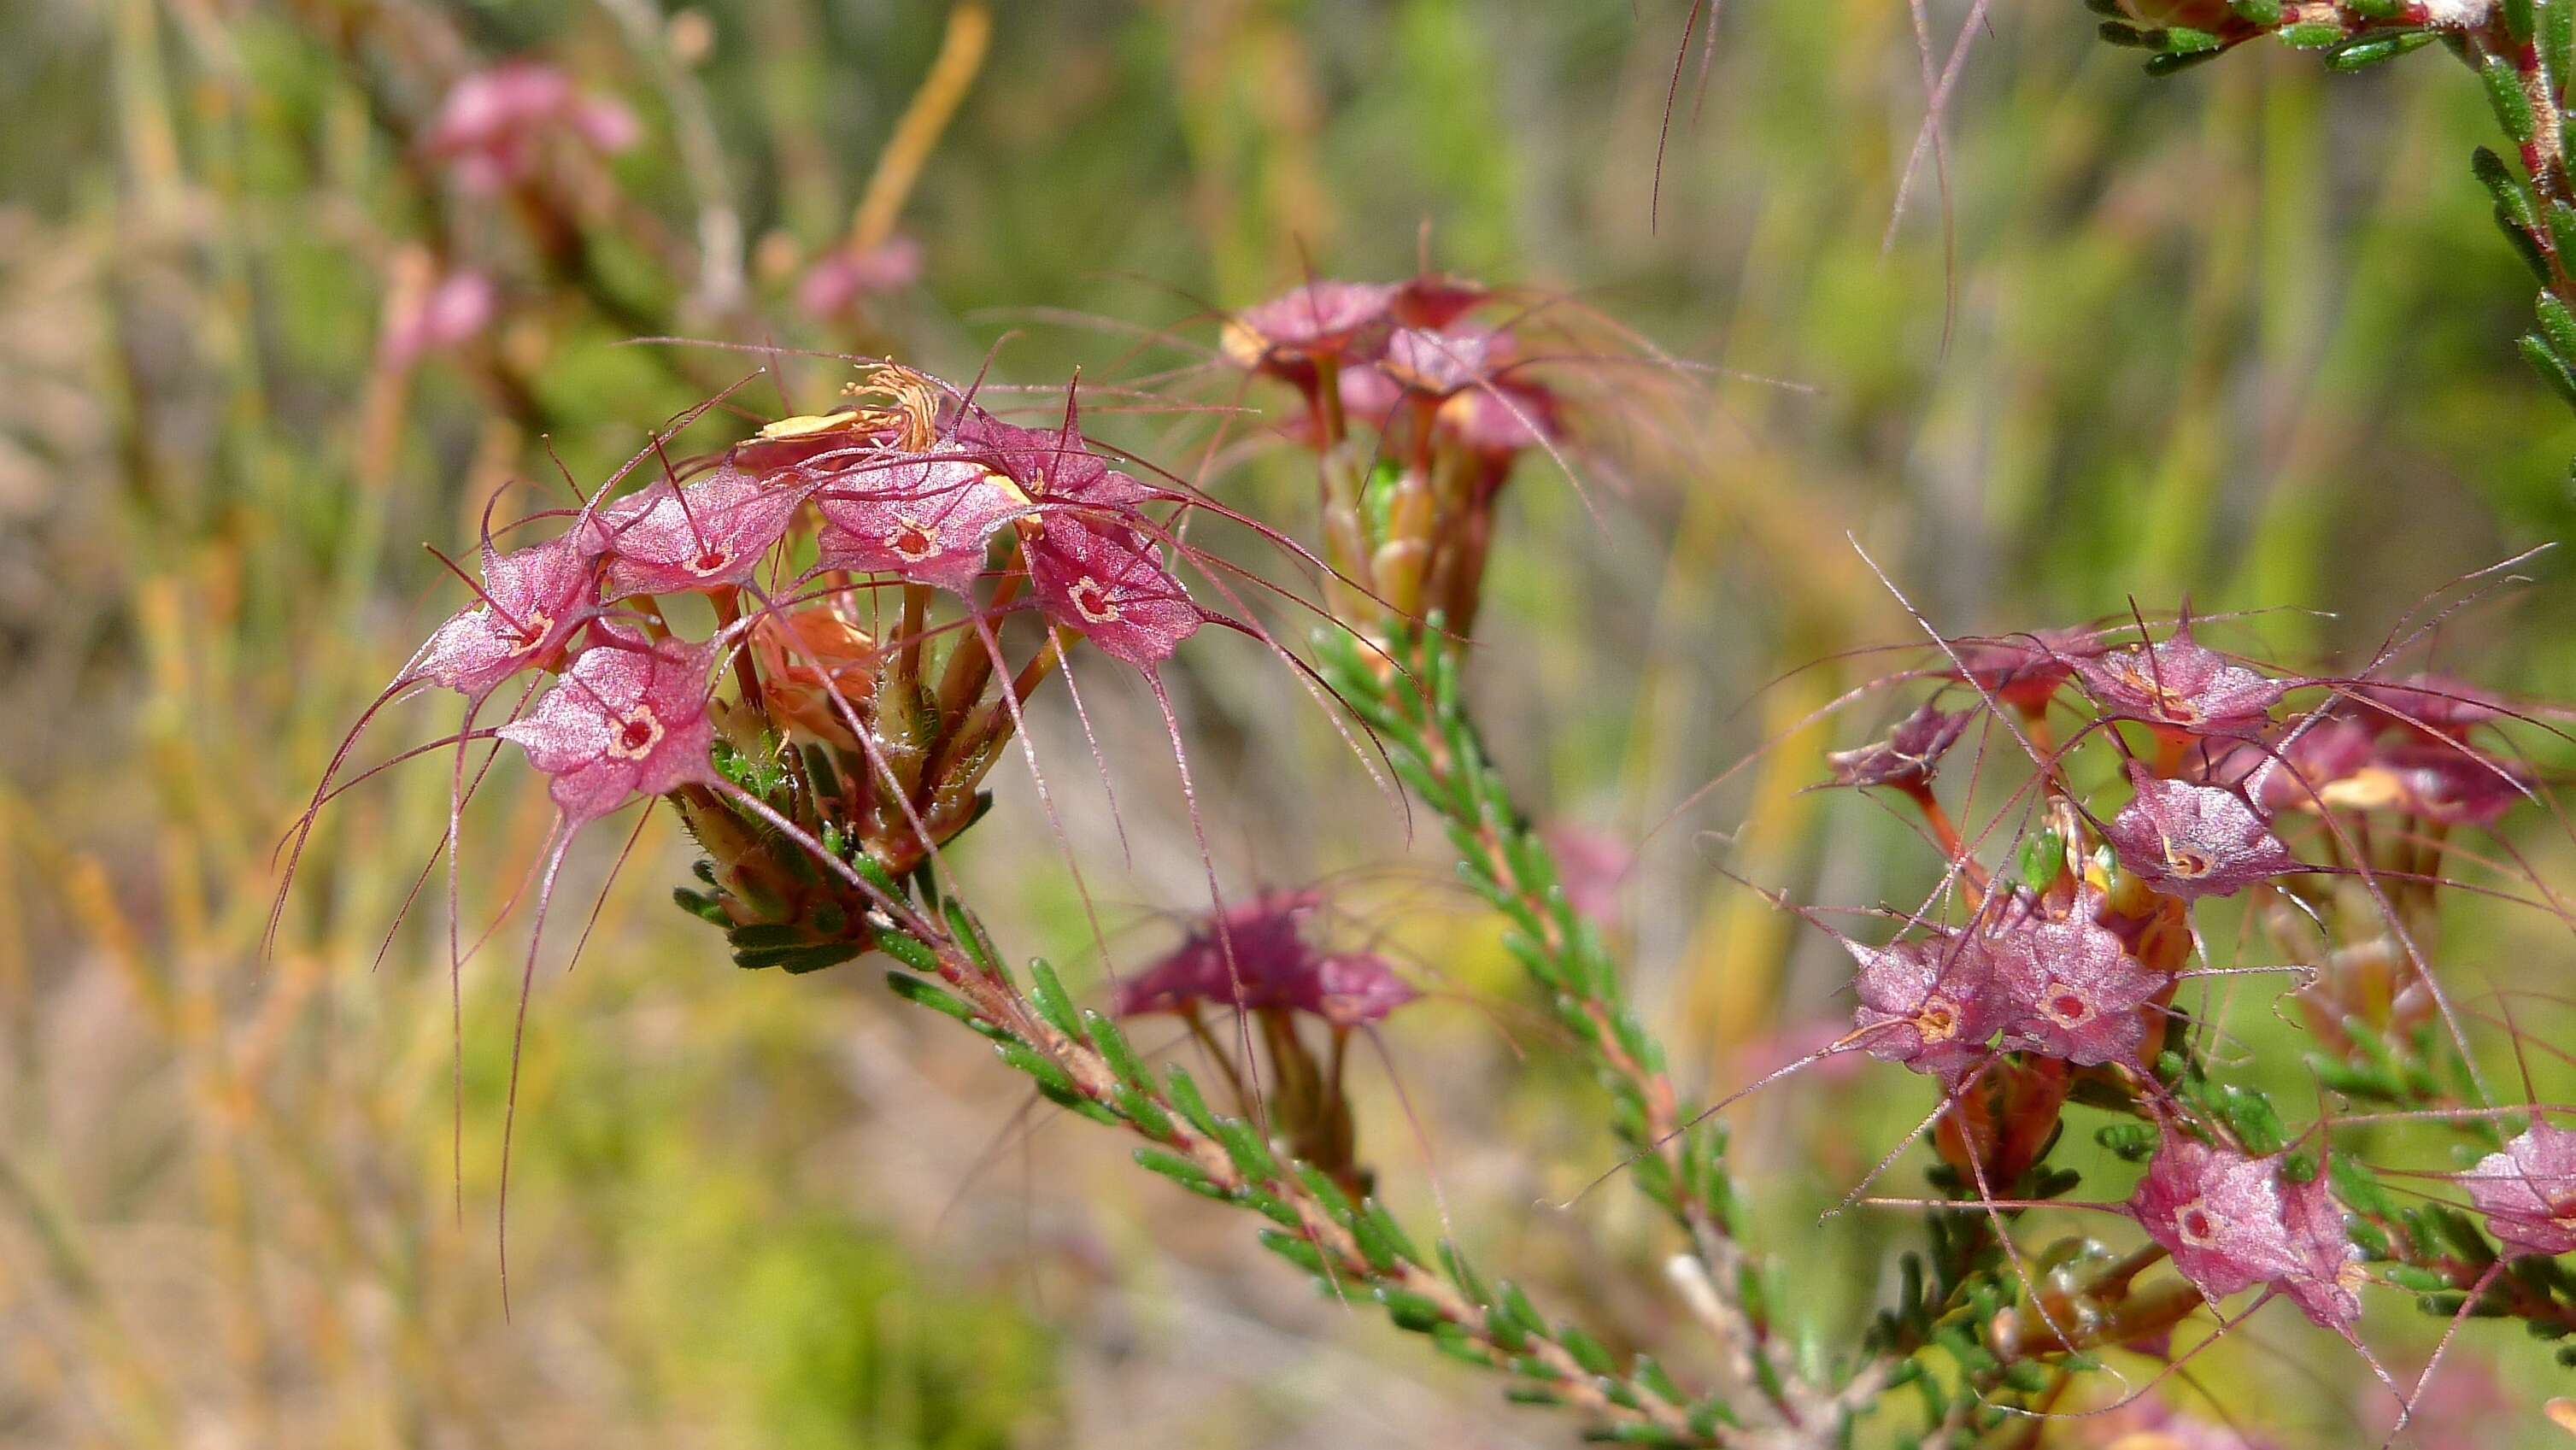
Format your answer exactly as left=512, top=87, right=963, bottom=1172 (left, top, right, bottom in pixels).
left=1316, top=624, right=1828, bottom=1431
left=858, top=872, right=1733, bottom=1447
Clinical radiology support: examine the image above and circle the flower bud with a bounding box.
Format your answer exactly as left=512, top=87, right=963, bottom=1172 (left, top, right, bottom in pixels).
left=1934, top=1055, right=2069, bottom=1189
left=748, top=608, right=883, bottom=753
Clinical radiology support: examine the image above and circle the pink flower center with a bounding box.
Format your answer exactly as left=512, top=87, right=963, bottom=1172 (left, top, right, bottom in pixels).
left=886, top=516, right=935, bottom=561
left=510, top=606, right=554, bottom=649
left=2043, top=984, right=2092, bottom=1028
left=608, top=705, right=665, bottom=760
left=2112, top=659, right=2198, bottom=723
left=2176, top=1201, right=2217, bottom=1246
left=2163, top=842, right=2214, bottom=878
left=1070, top=575, right=1122, bottom=625
left=690, top=548, right=731, bottom=576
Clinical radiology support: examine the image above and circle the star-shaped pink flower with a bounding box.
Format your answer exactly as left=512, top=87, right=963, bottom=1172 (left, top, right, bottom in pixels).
left=1991, top=892, right=2162, bottom=1067
left=2105, top=762, right=2301, bottom=901
left=2466, top=1123, right=2576, bottom=1258
left=2074, top=624, right=2286, bottom=735
left=593, top=466, right=807, bottom=598
left=813, top=454, right=1030, bottom=591
left=1022, top=513, right=1202, bottom=668
left=1110, top=889, right=1412, bottom=1027
left=414, top=534, right=600, bottom=698
left=498, top=631, right=719, bottom=825
left=1845, top=930, right=2007, bottom=1077
left=2127, top=1135, right=2298, bottom=1301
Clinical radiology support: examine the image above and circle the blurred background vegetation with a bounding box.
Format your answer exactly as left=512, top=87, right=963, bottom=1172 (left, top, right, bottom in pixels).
left=7, top=0, right=2576, bottom=1445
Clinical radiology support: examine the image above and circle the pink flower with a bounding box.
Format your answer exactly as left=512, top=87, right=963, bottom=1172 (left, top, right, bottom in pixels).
left=1111, top=888, right=1415, bottom=1027
left=497, top=631, right=718, bottom=825
left=1946, top=627, right=2103, bottom=713
left=1846, top=930, right=2008, bottom=1077
left=797, top=235, right=924, bottom=316
left=2350, top=672, right=2509, bottom=737
left=2277, top=1167, right=2368, bottom=1330
left=426, top=62, right=638, bottom=193
left=2251, top=731, right=2535, bottom=826
left=2104, top=762, right=2300, bottom=901
left=592, top=466, right=808, bottom=598
left=1377, top=324, right=1516, bottom=398
left=1826, top=702, right=1970, bottom=791
left=414, top=534, right=600, bottom=698
left=380, top=268, right=497, bottom=368
left=813, top=455, right=1030, bottom=592
left=2129, top=1136, right=2368, bottom=1330
left=1990, top=891, right=2162, bottom=1067
left=1220, top=279, right=1401, bottom=384
left=2465, top=1123, right=2576, bottom=1257
left=1113, top=893, right=1311, bottom=1019
left=2073, top=623, right=2287, bottom=736
left=1540, top=822, right=1630, bottom=930
left=2127, top=1136, right=2298, bottom=1302
left=1021, top=512, right=1201, bottom=667
left=946, top=409, right=1203, bottom=666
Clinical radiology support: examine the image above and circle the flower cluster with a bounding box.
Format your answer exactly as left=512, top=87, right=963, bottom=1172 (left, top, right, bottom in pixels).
left=1718, top=603, right=2576, bottom=1425
left=282, top=361, right=1239, bottom=988
left=1112, top=887, right=1417, bottom=1195
left=1111, top=886, right=1417, bottom=1030
left=1217, top=270, right=1640, bottom=637
left=426, top=61, right=639, bottom=195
